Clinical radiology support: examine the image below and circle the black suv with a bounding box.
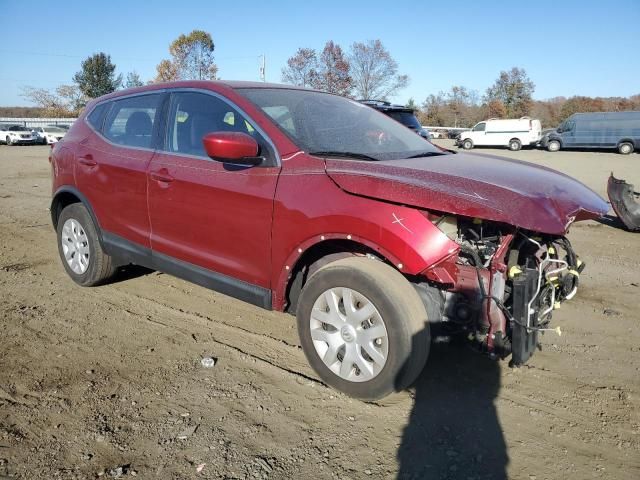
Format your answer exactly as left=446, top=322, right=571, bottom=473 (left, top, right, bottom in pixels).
left=359, top=100, right=431, bottom=140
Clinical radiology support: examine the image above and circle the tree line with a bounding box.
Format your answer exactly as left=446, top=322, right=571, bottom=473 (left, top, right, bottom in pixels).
left=417, top=69, right=640, bottom=128
left=17, top=30, right=640, bottom=126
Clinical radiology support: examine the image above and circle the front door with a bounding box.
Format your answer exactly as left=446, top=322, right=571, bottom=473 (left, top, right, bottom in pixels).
left=147, top=90, right=280, bottom=290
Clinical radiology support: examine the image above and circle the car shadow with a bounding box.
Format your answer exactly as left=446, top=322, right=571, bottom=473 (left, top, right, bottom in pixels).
left=396, top=339, right=507, bottom=480
left=109, top=264, right=154, bottom=284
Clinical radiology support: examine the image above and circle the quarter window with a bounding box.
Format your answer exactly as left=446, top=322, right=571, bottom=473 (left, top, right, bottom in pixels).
left=103, top=94, right=162, bottom=148
left=87, top=102, right=108, bottom=131
left=165, top=92, right=259, bottom=157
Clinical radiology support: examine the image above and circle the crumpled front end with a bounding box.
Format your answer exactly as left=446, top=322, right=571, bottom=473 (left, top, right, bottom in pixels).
left=422, top=216, right=585, bottom=365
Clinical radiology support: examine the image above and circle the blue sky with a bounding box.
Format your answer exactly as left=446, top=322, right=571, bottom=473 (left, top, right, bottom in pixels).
left=0, top=0, right=638, bottom=106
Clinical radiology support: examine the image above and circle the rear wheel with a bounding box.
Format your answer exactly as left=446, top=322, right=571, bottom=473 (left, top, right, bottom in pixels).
left=547, top=140, right=561, bottom=152
left=508, top=138, right=522, bottom=151
left=296, top=257, right=430, bottom=401
left=618, top=142, right=634, bottom=155
left=56, top=203, right=116, bottom=286
left=462, top=139, right=473, bottom=150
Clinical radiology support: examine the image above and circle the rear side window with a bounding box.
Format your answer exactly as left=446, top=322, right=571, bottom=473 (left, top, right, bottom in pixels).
left=87, top=103, right=108, bottom=131
left=103, top=94, right=162, bottom=148
left=165, top=92, right=259, bottom=157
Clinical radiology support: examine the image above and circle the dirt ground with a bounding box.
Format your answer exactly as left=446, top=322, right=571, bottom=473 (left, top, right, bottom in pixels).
left=0, top=141, right=638, bottom=480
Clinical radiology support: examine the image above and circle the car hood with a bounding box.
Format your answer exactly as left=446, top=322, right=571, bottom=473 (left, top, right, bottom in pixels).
left=325, top=152, right=609, bottom=235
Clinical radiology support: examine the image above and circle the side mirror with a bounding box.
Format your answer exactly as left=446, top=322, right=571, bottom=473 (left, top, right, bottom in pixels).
left=202, top=132, right=262, bottom=166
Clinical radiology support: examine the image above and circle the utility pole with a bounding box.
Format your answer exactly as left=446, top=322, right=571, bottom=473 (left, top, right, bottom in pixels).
left=259, top=54, right=266, bottom=82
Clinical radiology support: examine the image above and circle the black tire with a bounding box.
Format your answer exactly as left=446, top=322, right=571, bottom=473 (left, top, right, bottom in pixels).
left=508, top=138, right=522, bottom=151
left=6, top=136, right=12, bottom=146
left=56, top=203, right=116, bottom=286
left=618, top=142, right=634, bottom=155
left=296, top=257, right=430, bottom=401
left=547, top=140, right=561, bottom=152
left=462, top=139, right=473, bottom=150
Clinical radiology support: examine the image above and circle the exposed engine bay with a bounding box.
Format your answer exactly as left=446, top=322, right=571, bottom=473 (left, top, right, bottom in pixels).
left=422, top=216, right=584, bottom=365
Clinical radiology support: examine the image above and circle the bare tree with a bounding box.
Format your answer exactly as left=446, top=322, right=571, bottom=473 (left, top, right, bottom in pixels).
left=20, top=84, right=86, bottom=116
left=348, top=40, right=408, bottom=100
left=313, top=41, right=351, bottom=96
left=281, top=48, right=318, bottom=88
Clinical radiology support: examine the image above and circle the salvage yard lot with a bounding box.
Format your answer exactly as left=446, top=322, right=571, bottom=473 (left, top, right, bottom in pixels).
left=0, top=143, right=639, bottom=479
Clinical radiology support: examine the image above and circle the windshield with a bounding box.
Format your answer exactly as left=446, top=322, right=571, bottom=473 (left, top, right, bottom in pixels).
left=237, top=88, right=443, bottom=161
left=386, top=111, right=421, bottom=130
left=9, top=126, right=30, bottom=132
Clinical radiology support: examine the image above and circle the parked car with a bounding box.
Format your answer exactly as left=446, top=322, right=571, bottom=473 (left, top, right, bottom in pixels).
left=32, top=126, right=67, bottom=145
left=50, top=81, right=608, bottom=400
left=456, top=117, right=542, bottom=151
left=1, top=125, right=37, bottom=145
left=360, top=100, right=431, bottom=140
left=540, top=111, right=640, bottom=154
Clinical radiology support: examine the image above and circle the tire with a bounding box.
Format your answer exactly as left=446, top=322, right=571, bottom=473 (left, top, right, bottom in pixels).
left=6, top=136, right=12, bottom=146
left=296, top=257, right=430, bottom=401
left=56, top=203, right=116, bottom=286
left=508, top=138, right=522, bottom=151
left=547, top=140, right=561, bottom=152
left=462, top=139, right=473, bottom=150
left=618, top=142, right=634, bottom=155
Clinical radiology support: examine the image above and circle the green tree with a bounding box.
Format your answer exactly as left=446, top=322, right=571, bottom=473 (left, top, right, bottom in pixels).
left=406, top=98, right=417, bottom=110
left=73, top=53, right=121, bottom=99
left=155, top=30, right=218, bottom=82
left=348, top=40, right=408, bottom=100
left=124, top=71, right=144, bottom=88
left=484, top=67, right=535, bottom=118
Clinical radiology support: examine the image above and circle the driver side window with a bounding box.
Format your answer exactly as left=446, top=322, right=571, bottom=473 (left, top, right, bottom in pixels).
left=165, top=92, right=258, bottom=158
left=472, top=122, right=486, bottom=132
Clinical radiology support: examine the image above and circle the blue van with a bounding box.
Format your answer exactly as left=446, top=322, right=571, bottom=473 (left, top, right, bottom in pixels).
left=541, top=111, right=640, bottom=154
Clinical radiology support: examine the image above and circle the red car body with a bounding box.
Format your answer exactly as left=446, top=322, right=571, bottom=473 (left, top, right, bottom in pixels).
left=50, top=80, right=608, bottom=376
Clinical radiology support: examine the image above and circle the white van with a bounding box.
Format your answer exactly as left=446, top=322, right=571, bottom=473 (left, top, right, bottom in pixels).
left=456, top=117, right=542, bottom=151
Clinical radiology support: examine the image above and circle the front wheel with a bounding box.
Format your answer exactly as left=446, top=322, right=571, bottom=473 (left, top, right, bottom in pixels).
left=296, top=257, right=430, bottom=401
left=462, top=139, right=473, bottom=150
left=6, top=136, right=12, bottom=146
left=547, top=140, right=561, bottom=152
left=618, top=142, right=634, bottom=155
left=508, top=139, right=522, bottom=151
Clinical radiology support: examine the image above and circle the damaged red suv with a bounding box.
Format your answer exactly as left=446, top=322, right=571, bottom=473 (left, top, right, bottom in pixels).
left=50, top=81, right=608, bottom=400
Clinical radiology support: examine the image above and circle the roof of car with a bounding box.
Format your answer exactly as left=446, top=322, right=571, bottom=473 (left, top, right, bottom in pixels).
left=359, top=100, right=414, bottom=113
left=86, top=80, right=320, bottom=107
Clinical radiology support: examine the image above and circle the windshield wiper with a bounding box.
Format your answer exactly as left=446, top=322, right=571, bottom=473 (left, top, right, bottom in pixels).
left=406, top=151, right=448, bottom=159
left=309, top=151, right=379, bottom=162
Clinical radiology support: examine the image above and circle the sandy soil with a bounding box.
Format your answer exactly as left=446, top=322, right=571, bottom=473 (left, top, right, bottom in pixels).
left=0, top=142, right=638, bottom=479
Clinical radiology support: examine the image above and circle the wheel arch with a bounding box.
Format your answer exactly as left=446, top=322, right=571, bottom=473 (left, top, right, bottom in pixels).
left=51, top=187, right=104, bottom=248
left=618, top=138, right=636, bottom=148
left=275, top=236, right=404, bottom=313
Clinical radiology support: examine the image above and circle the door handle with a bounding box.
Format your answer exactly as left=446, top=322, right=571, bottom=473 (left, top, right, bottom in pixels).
left=78, top=155, right=97, bottom=167
left=150, top=170, right=174, bottom=183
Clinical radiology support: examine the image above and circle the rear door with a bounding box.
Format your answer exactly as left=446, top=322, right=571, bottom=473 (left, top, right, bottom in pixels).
left=147, top=90, right=280, bottom=289
left=76, top=93, right=164, bottom=248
